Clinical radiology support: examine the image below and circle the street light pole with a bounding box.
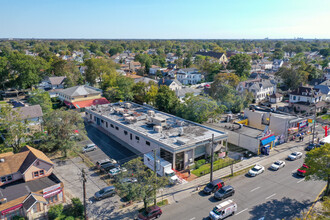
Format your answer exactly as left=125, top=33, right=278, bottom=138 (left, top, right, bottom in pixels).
left=210, top=134, right=214, bottom=183
left=311, top=89, right=317, bottom=144
left=153, top=149, right=157, bottom=206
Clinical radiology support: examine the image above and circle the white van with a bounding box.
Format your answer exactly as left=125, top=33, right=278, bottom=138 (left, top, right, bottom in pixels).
left=209, top=200, right=237, bottom=220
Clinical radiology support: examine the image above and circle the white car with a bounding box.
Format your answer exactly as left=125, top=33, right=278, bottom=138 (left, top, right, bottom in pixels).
left=288, top=152, right=303, bottom=161
left=108, top=167, right=127, bottom=177
left=248, top=164, right=265, bottom=177
left=82, top=144, right=97, bottom=153
left=270, top=160, right=285, bottom=170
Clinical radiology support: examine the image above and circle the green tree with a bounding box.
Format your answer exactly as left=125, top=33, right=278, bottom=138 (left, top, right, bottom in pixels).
left=132, top=81, right=148, bottom=104
left=8, top=52, right=49, bottom=89
left=273, top=48, right=284, bottom=60
left=50, top=57, right=67, bottom=76
left=0, top=105, right=28, bottom=153
left=43, top=109, right=85, bottom=157
left=114, top=158, right=168, bottom=209
left=179, top=95, right=223, bottom=123
left=275, top=64, right=309, bottom=90
left=155, top=86, right=179, bottom=114
left=304, top=144, right=330, bottom=196
left=227, top=54, right=251, bottom=78
left=84, top=58, right=116, bottom=86
left=48, top=204, right=64, bottom=220
left=145, top=84, right=158, bottom=105
left=70, top=197, right=84, bottom=218
left=0, top=56, right=9, bottom=90
left=28, top=89, right=53, bottom=114
left=210, top=73, right=240, bottom=99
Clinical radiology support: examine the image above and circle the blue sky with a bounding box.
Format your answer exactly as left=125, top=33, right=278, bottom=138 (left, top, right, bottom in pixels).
left=1, top=0, right=329, bottom=39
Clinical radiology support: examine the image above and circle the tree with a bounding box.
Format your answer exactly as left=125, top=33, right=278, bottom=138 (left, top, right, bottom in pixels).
left=227, top=54, right=251, bottom=78
left=43, top=109, right=85, bottom=157
left=178, top=95, right=223, bottom=123
left=0, top=56, right=9, bottom=90
left=114, top=157, right=168, bottom=209
left=70, top=197, right=84, bottom=218
left=8, top=52, right=49, bottom=89
left=50, top=57, right=66, bottom=76
left=275, top=65, right=309, bottom=90
left=0, top=105, right=28, bottom=153
left=48, top=204, right=64, bottom=220
left=145, top=84, right=158, bottom=106
left=155, top=86, right=179, bottom=114
left=84, top=58, right=116, bottom=86
left=273, top=48, right=284, bottom=60
left=304, top=144, right=330, bottom=196
left=132, top=81, right=148, bottom=104
left=28, top=89, right=53, bottom=114
left=210, top=73, right=240, bottom=99
left=102, top=74, right=134, bottom=102
left=183, top=55, right=192, bottom=68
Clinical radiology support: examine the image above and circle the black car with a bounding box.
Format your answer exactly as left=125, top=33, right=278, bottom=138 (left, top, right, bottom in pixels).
left=100, top=163, right=120, bottom=172
left=203, top=179, right=225, bottom=195
left=305, top=143, right=320, bottom=151
left=214, top=185, right=235, bottom=200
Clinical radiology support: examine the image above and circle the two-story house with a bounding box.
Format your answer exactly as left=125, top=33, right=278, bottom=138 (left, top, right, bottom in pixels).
left=38, top=76, right=66, bottom=98
left=158, top=79, right=182, bottom=91
left=0, top=146, right=64, bottom=220
left=237, top=79, right=276, bottom=103
left=289, top=86, right=327, bottom=113
left=273, top=59, right=284, bottom=71
left=195, top=51, right=228, bottom=64
left=58, top=85, right=110, bottom=109
left=176, top=68, right=202, bottom=85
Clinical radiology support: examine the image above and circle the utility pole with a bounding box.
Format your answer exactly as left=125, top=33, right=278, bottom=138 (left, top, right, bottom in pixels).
left=82, top=169, right=88, bottom=220
left=153, top=149, right=157, bottom=206
left=311, top=89, right=317, bottom=144
left=210, top=134, right=214, bottom=182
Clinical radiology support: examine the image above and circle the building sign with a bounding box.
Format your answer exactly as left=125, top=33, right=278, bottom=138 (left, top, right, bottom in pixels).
left=261, top=134, right=275, bottom=146
left=298, top=120, right=308, bottom=129
left=308, top=119, right=314, bottom=124
left=43, top=183, right=61, bottom=194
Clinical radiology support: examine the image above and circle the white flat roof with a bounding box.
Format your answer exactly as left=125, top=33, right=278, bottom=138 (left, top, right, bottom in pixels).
left=86, top=102, right=227, bottom=150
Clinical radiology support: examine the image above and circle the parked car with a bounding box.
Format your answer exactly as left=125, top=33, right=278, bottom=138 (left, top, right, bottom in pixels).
left=94, top=186, right=116, bottom=200
left=82, top=144, right=97, bottom=153
left=248, top=164, right=265, bottom=177
left=288, top=152, right=303, bottom=160
left=108, top=167, right=127, bottom=177
left=305, top=143, right=320, bottom=151
left=137, top=205, right=162, bottom=220
left=203, top=179, right=225, bottom=195
left=270, top=160, right=285, bottom=171
left=297, top=164, right=309, bottom=177
left=96, top=158, right=117, bottom=169
left=209, top=200, right=237, bottom=220
left=120, top=177, right=138, bottom=183
left=100, top=163, right=120, bottom=172
left=214, top=185, right=235, bottom=200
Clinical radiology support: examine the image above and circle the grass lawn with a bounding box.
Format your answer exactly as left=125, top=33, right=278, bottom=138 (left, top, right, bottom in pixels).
left=157, top=199, right=168, bottom=207
left=192, top=157, right=234, bottom=177
left=321, top=115, right=330, bottom=121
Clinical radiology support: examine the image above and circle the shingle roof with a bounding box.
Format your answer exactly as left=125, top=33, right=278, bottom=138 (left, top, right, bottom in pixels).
left=158, top=79, right=182, bottom=87
left=269, top=93, right=283, bottom=98
left=0, top=146, right=53, bottom=176
left=176, top=88, right=202, bottom=97
left=48, top=76, right=66, bottom=86
left=13, top=105, right=43, bottom=120
left=60, top=85, right=100, bottom=97
left=290, top=86, right=321, bottom=97
left=195, top=51, right=225, bottom=59
left=23, top=193, right=47, bottom=211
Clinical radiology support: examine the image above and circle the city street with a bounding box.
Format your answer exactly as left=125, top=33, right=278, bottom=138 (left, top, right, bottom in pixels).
left=160, top=154, right=325, bottom=220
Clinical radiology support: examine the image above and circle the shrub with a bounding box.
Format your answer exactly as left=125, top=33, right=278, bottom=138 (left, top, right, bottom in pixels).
left=48, top=204, right=64, bottom=220
left=71, top=198, right=84, bottom=217
left=13, top=216, right=25, bottom=220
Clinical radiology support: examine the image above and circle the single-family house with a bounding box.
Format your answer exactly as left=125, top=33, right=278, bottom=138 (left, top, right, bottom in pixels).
left=269, top=93, right=283, bottom=103
left=175, top=87, right=203, bottom=102
left=237, top=79, right=276, bottom=103
left=158, top=79, right=182, bottom=91
left=176, top=68, right=202, bottom=85
left=13, top=105, right=43, bottom=133
left=195, top=51, right=228, bottom=64
left=0, top=146, right=64, bottom=220
left=314, top=80, right=330, bottom=101
left=273, top=59, right=284, bottom=71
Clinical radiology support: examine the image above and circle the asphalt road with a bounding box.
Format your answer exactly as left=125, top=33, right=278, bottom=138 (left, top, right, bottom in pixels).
left=160, top=153, right=325, bottom=220
left=83, top=124, right=136, bottom=165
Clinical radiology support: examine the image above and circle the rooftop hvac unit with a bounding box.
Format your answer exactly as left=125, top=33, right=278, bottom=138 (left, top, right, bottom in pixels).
left=123, top=113, right=130, bottom=118
left=147, top=110, right=155, bottom=117
left=153, top=125, right=162, bottom=133
left=124, top=103, right=132, bottom=109
left=125, top=116, right=137, bottom=124
left=176, top=120, right=185, bottom=126
left=176, top=139, right=186, bottom=145
left=178, top=127, right=184, bottom=136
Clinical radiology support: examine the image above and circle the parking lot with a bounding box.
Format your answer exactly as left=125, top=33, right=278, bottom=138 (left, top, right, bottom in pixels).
left=83, top=124, right=137, bottom=165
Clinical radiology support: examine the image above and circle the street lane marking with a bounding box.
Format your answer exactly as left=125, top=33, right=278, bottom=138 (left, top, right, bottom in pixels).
left=189, top=218, right=195, bottom=220
left=297, top=178, right=305, bottom=183
left=250, top=187, right=261, bottom=192
left=235, top=208, right=248, bottom=215
left=265, top=193, right=276, bottom=200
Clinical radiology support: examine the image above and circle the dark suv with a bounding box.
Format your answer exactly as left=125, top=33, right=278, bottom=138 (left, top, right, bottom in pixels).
left=214, top=185, right=235, bottom=200
left=305, top=143, right=320, bottom=151
left=137, top=205, right=162, bottom=220
left=203, top=179, right=225, bottom=195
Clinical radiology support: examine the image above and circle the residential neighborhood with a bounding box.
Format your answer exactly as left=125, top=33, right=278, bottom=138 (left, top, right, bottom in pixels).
left=1, top=1, right=330, bottom=220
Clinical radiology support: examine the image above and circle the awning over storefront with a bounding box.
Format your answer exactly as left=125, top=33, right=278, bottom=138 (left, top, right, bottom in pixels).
left=261, top=135, right=276, bottom=146
left=43, top=189, right=62, bottom=199
left=72, top=98, right=110, bottom=108
left=1, top=204, right=23, bottom=215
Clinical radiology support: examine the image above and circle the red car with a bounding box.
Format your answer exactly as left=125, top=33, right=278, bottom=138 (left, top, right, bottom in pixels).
left=137, top=205, right=162, bottom=220
left=297, top=164, right=309, bottom=176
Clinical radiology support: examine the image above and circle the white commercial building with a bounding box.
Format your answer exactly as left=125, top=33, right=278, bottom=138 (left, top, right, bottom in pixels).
left=85, top=102, right=228, bottom=171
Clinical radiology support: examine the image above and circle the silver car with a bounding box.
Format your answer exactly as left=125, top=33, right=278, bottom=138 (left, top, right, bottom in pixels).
left=270, top=160, right=285, bottom=170
left=83, top=144, right=97, bottom=153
